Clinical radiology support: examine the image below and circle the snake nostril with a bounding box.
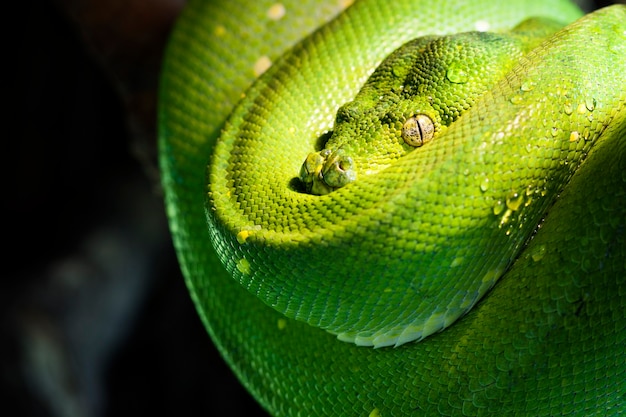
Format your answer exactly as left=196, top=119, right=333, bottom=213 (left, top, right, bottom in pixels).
left=299, top=148, right=356, bottom=194
left=323, top=150, right=356, bottom=188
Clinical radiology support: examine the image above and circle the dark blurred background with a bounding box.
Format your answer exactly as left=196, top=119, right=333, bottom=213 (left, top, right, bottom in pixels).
left=5, top=0, right=265, bottom=415
left=4, top=0, right=621, bottom=416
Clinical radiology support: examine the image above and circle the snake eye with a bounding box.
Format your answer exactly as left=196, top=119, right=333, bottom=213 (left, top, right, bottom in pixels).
left=402, top=114, right=434, bottom=147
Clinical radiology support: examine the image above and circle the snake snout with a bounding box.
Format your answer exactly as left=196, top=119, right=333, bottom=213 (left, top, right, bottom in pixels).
left=299, top=148, right=356, bottom=195
left=323, top=149, right=356, bottom=188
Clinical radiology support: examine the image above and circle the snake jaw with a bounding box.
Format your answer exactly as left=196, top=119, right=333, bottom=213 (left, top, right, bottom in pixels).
left=300, top=148, right=356, bottom=195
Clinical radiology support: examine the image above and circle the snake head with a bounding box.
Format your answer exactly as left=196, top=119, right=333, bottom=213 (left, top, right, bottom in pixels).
left=300, top=148, right=356, bottom=195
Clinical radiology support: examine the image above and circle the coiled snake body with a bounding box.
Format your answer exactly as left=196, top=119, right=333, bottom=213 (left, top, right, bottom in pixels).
left=159, top=0, right=625, bottom=415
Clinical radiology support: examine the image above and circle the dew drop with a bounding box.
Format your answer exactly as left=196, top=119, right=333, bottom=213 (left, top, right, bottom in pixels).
left=563, top=102, right=573, bottom=115
left=520, top=80, right=535, bottom=92
left=510, top=95, right=523, bottom=104
left=524, top=196, right=533, bottom=207
left=524, top=185, right=535, bottom=207
left=585, top=97, right=596, bottom=112
left=480, top=177, right=489, bottom=192
left=369, top=408, right=381, bottom=417
left=499, top=209, right=513, bottom=228
left=531, top=244, right=547, bottom=262
left=506, top=191, right=524, bottom=211
left=236, top=258, right=251, bottom=275
left=525, top=184, right=535, bottom=196
left=492, top=200, right=504, bottom=215
left=450, top=257, right=464, bottom=268
left=446, top=63, right=468, bottom=84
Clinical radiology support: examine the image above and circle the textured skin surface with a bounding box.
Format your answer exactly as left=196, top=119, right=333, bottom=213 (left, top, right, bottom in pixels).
left=299, top=19, right=565, bottom=196
left=159, top=0, right=625, bottom=415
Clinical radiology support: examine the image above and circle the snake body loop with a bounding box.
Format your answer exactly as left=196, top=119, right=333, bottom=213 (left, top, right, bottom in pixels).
left=159, top=0, right=626, bottom=415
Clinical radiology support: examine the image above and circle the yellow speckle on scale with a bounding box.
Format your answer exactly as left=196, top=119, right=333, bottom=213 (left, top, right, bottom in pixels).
left=214, top=25, right=226, bottom=36
left=267, top=3, right=286, bottom=20
left=577, top=102, right=588, bottom=114
left=253, top=56, right=272, bottom=77
left=338, top=0, right=355, bottom=10
left=369, top=408, right=381, bottom=417
left=569, top=131, right=579, bottom=142
left=237, top=230, right=251, bottom=244
left=277, top=318, right=287, bottom=330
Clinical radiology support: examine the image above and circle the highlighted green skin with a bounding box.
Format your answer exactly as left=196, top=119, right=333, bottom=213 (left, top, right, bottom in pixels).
left=159, top=0, right=625, bottom=415
left=300, top=18, right=564, bottom=195
left=207, top=6, right=623, bottom=348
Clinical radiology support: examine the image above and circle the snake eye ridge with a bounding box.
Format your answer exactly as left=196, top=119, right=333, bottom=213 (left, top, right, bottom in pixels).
left=402, top=114, right=435, bottom=147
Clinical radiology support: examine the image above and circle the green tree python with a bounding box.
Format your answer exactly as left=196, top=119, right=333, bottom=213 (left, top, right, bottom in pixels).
left=158, top=0, right=625, bottom=415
